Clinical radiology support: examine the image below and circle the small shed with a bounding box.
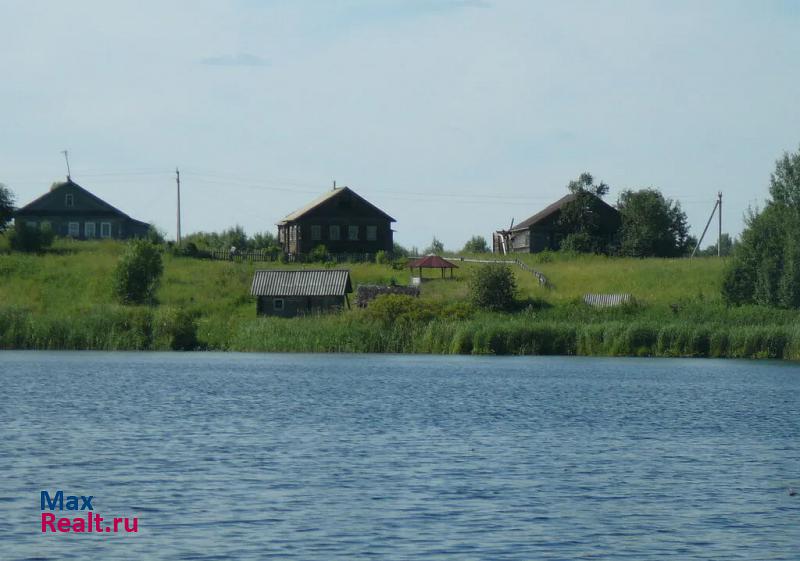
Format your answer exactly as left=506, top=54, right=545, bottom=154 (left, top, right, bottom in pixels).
left=250, top=269, right=353, bottom=317
left=407, top=255, right=458, bottom=279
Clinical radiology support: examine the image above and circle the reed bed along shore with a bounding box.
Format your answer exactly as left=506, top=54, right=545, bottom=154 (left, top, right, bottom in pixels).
left=1, top=238, right=798, bottom=358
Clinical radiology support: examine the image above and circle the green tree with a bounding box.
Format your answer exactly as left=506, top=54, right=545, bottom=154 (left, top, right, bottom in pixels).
left=462, top=235, right=489, bottom=253
left=723, top=145, right=800, bottom=307
left=113, top=240, right=164, bottom=304
left=392, top=242, right=410, bottom=257
left=0, top=183, right=14, bottom=233
left=617, top=188, right=691, bottom=257
left=468, top=264, right=517, bottom=311
left=558, top=172, right=616, bottom=253
left=424, top=236, right=444, bottom=255
left=251, top=231, right=277, bottom=249
left=700, top=233, right=734, bottom=257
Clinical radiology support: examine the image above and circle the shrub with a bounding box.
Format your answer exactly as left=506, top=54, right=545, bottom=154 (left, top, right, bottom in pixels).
left=364, top=294, right=437, bottom=325
left=146, top=225, right=166, bottom=245
left=175, top=241, right=211, bottom=259
left=468, top=264, right=517, bottom=311
left=112, top=240, right=164, bottom=304
left=9, top=225, right=54, bottom=253
left=375, top=250, right=390, bottom=265
left=560, top=232, right=596, bottom=253
left=309, top=244, right=328, bottom=262
left=152, top=307, right=198, bottom=350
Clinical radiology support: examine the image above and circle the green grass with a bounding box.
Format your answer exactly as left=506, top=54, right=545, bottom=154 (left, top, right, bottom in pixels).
left=1, top=238, right=799, bottom=357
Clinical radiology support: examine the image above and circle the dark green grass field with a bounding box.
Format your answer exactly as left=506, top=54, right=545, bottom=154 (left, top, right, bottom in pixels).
left=1, top=238, right=798, bottom=357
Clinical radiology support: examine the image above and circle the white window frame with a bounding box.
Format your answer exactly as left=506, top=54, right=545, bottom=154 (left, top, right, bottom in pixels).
left=68, top=222, right=80, bottom=237
left=311, top=225, right=321, bottom=241
left=329, top=225, right=340, bottom=241
left=366, top=225, right=377, bottom=241
left=348, top=225, right=359, bottom=241
left=273, top=298, right=285, bottom=311
left=85, top=222, right=96, bottom=238
left=100, top=222, right=112, bottom=238
left=65, top=193, right=74, bottom=208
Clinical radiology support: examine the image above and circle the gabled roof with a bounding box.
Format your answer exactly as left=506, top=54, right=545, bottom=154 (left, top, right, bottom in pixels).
left=15, top=179, right=145, bottom=224
left=407, top=255, right=458, bottom=269
left=250, top=269, right=353, bottom=297
left=511, top=193, right=577, bottom=231
left=511, top=192, right=617, bottom=231
left=277, top=186, right=395, bottom=225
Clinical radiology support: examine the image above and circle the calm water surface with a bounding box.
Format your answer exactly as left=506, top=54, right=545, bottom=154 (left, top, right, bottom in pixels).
left=0, top=352, right=798, bottom=560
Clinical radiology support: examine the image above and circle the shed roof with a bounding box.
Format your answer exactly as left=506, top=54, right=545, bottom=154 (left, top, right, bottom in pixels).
left=407, top=255, right=458, bottom=269
left=250, top=269, right=353, bottom=296
left=277, top=186, right=395, bottom=225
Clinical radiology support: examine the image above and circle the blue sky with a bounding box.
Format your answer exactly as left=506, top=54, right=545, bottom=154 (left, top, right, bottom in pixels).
left=2, top=0, right=799, bottom=249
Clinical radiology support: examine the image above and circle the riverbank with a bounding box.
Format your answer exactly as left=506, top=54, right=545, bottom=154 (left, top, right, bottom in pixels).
left=1, top=239, right=798, bottom=357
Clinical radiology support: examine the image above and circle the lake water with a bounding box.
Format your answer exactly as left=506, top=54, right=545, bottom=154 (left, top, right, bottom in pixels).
left=0, top=352, right=798, bottom=560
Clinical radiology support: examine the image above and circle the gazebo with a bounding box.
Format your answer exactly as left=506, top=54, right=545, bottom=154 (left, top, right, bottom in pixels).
left=407, top=255, right=458, bottom=279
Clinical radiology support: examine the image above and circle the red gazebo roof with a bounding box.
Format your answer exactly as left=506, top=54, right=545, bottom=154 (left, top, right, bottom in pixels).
left=407, top=255, right=458, bottom=269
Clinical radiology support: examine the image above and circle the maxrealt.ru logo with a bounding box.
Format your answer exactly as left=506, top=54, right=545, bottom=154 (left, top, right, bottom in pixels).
left=40, top=491, right=138, bottom=533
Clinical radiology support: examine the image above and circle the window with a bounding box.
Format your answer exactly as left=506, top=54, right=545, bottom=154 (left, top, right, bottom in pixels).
left=65, top=194, right=74, bottom=208
left=26, top=221, right=37, bottom=228
left=311, top=225, right=321, bottom=241
left=366, top=225, right=377, bottom=241
left=273, top=298, right=285, bottom=311
left=348, top=225, right=359, bottom=241
left=329, top=225, right=340, bottom=241
left=40, top=221, right=51, bottom=231
left=85, top=222, right=96, bottom=238
left=68, top=222, right=80, bottom=237
left=100, top=222, right=112, bottom=238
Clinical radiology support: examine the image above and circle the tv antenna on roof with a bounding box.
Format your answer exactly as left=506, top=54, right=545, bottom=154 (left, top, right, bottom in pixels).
left=61, top=150, right=71, bottom=180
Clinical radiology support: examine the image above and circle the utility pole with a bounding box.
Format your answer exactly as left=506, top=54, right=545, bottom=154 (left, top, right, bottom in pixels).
left=717, top=191, right=722, bottom=257
left=61, top=150, right=71, bottom=180
left=176, top=167, right=182, bottom=245
left=691, top=192, right=723, bottom=258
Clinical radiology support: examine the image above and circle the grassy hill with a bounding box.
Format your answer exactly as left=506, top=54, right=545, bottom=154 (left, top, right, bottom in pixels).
left=1, top=238, right=798, bottom=357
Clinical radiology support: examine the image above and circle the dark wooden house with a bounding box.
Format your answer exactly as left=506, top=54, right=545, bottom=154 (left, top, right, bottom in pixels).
left=493, top=193, right=621, bottom=253
left=14, top=179, right=150, bottom=240
left=277, top=186, right=395, bottom=255
left=251, top=269, right=353, bottom=317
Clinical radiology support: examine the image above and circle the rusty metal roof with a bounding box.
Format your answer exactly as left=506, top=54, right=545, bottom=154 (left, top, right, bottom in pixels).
left=250, top=269, right=353, bottom=296
left=407, top=255, right=458, bottom=269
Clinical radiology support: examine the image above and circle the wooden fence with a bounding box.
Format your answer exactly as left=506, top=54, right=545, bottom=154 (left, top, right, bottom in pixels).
left=210, top=249, right=279, bottom=262
left=451, top=257, right=549, bottom=287
left=210, top=250, right=382, bottom=263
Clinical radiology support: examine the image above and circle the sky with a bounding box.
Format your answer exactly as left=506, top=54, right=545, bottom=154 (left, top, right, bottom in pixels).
left=2, top=0, right=799, bottom=250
